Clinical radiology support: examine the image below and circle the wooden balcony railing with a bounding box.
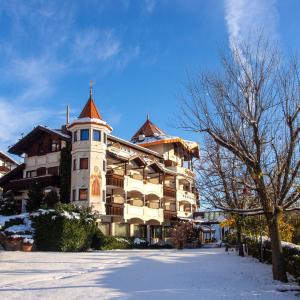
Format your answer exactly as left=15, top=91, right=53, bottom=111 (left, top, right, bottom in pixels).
left=106, top=174, right=124, bottom=188
left=105, top=203, right=124, bottom=216
left=163, top=186, right=176, bottom=198
left=164, top=210, right=177, bottom=221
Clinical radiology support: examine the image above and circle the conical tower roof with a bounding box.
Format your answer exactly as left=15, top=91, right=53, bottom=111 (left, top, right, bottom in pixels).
left=79, top=96, right=102, bottom=119
left=131, top=116, right=165, bottom=142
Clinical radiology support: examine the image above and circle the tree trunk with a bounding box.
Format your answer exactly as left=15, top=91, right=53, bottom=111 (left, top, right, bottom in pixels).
left=268, top=213, right=288, bottom=282
left=236, top=218, right=244, bottom=257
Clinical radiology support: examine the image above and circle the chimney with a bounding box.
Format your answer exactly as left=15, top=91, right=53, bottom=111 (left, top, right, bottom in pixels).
left=66, top=105, right=70, bottom=125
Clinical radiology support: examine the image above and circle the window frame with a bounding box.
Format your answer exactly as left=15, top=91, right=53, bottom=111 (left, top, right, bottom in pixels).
left=79, top=188, right=88, bottom=201
left=79, top=157, right=88, bottom=170
left=93, top=129, right=101, bottom=142
left=80, top=129, right=89, bottom=141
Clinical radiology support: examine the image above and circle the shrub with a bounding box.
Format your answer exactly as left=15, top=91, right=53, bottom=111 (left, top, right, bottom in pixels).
left=171, top=222, right=199, bottom=249
left=100, top=236, right=132, bottom=250
left=244, top=237, right=300, bottom=278
left=0, top=193, right=19, bottom=216
left=31, top=203, right=98, bottom=252
left=2, top=218, right=24, bottom=230
left=91, top=228, right=105, bottom=250
left=44, top=190, right=60, bottom=208
left=26, top=182, right=44, bottom=212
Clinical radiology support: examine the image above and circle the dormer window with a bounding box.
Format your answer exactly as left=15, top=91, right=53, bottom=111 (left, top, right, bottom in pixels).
left=93, top=130, right=101, bottom=141
left=80, top=129, right=89, bottom=141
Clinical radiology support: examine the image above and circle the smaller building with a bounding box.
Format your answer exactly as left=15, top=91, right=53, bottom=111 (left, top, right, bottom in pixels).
left=0, top=151, right=18, bottom=179
left=194, top=209, right=229, bottom=243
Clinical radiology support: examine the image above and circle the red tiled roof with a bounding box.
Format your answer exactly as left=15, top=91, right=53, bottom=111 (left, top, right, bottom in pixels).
left=131, top=118, right=165, bottom=141
left=79, top=96, right=102, bottom=119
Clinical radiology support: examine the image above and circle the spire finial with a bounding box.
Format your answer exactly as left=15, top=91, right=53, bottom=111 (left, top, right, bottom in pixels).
left=147, top=113, right=150, bottom=121
left=89, top=80, right=93, bottom=97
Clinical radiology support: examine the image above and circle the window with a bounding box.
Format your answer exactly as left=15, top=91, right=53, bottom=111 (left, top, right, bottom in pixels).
left=80, top=158, right=88, bottom=169
left=80, top=129, right=89, bottom=141
left=50, top=139, right=60, bottom=152
left=73, top=159, right=77, bottom=171
left=103, top=132, right=107, bottom=144
left=37, top=167, right=46, bottom=176
left=114, top=223, right=129, bottom=237
left=72, top=189, right=76, bottom=201
left=79, top=189, right=88, bottom=201
left=98, top=223, right=110, bottom=235
left=103, top=160, right=106, bottom=172
left=38, top=143, right=44, bottom=155
left=102, top=190, right=106, bottom=203
left=93, top=130, right=101, bottom=141
left=73, top=131, right=77, bottom=142
left=26, top=170, right=37, bottom=178
left=48, top=166, right=59, bottom=176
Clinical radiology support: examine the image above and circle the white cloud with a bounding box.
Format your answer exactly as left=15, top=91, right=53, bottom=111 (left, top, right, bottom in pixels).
left=73, top=29, right=121, bottom=63
left=0, top=98, right=51, bottom=151
left=224, top=0, right=278, bottom=50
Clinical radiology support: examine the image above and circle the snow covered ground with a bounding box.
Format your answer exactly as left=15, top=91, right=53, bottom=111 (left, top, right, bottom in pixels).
left=0, top=248, right=298, bottom=300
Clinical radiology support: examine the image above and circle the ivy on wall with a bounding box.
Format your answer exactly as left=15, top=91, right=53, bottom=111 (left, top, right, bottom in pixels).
left=59, top=142, right=72, bottom=203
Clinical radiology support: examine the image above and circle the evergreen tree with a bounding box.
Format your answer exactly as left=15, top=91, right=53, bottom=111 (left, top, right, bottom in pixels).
left=26, top=182, right=44, bottom=212
left=0, top=192, right=19, bottom=215
left=44, top=190, right=60, bottom=208
left=59, top=142, right=72, bottom=203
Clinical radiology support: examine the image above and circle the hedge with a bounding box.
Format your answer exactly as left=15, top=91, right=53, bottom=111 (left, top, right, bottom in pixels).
left=244, top=237, right=300, bottom=279
left=31, top=204, right=98, bottom=252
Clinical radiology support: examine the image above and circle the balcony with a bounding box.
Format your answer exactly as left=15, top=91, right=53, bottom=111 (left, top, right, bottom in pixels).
left=25, top=152, right=60, bottom=168
left=163, top=210, right=177, bottom=222
left=163, top=186, right=176, bottom=198
left=124, top=176, right=162, bottom=197
left=167, top=166, right=195, bottom=178
left=106, top=174, right=124, bottom=188
left=123, top=204, right=164, bottom=223
left=105, top=203, right=124, bottom=216
left=177, top=189, right=196, bottom=203
left=177, top=210, right=193, bottom=218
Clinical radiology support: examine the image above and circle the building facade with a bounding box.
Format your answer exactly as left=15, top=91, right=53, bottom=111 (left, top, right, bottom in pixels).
left=0, top=90, right=199, bottom=244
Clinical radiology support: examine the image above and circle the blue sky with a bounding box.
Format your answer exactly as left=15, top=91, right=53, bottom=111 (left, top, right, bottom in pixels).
left=0, top=0, right=299, bottom=154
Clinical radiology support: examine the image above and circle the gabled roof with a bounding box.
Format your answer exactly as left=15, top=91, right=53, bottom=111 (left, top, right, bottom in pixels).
left=131, top=117, right=165, bottom=142
left=9, top=125, right=71, bottom=155
left=0, top=163, right=25, bottom=186
left=79, top=96, right=102, bottom=119
left=0, top=151, right=19, bottom=165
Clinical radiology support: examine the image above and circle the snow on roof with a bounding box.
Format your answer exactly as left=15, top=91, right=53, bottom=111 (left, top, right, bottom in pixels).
left=68, top=117, right=112, bottom=131
left=38, top=125, right=71, bottom=139
left=0, top=151, right=19, bottom=165
left=108, top=134, right=163, bottom=158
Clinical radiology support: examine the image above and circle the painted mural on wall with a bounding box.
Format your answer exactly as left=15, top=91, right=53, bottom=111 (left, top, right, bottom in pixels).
left=91, top=166, right=102, bottom=197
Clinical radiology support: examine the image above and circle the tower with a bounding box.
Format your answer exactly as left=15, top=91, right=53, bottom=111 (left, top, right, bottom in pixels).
left=68, top=84, right=112, bottom=213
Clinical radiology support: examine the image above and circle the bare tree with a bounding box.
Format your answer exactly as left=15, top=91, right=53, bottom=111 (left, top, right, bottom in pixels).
left=198, top=137, right=259, bottom=256
left=180, top=37, right=300, bottom=282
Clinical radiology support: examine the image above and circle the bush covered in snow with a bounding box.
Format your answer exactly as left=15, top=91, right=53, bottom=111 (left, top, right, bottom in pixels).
left=244, top=237, right=300, bottom=279
left=99, top=236, right=132, bottom=250
left=31, top=203, right=98, bottom=251
left=0, top=193, right=19, bottom=216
